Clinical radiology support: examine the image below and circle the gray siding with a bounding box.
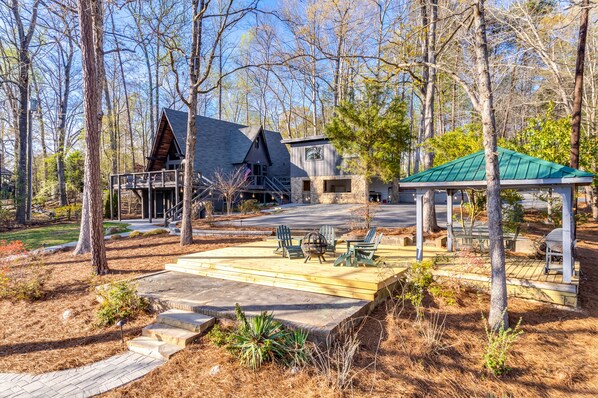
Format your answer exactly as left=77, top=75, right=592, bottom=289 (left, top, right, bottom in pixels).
left=243, top=135, right=270, bottom=165
left=290, top=140, right=346, bottom=177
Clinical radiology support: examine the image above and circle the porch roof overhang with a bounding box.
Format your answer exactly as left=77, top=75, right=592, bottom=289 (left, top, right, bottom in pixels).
left=399, top=147, right=595, bottom=190
left=400, top=177, right=594, bottom=190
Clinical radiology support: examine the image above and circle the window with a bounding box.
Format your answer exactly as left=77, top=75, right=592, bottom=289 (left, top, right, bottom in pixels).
left=302, top=180, right=311, bottom=191
left=305, top=146, right=323, bottom=161
left=254, top=138, right=260, bottom=149
left=324, top=179, right=351, bottom=193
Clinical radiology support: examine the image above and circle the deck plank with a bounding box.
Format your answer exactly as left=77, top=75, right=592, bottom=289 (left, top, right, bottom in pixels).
left=169, top=240, right=431, bottom=300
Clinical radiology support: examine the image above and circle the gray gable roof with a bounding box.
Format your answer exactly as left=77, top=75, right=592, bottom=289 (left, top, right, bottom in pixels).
left=160, top=108, right=289, bottom=178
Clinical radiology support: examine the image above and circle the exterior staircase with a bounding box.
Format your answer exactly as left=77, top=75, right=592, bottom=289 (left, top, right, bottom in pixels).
left=127, top=309, right=214, bottom=360
left=264, top=176, right=291, bottom=204
left=163, top=176, right=214, bottom=227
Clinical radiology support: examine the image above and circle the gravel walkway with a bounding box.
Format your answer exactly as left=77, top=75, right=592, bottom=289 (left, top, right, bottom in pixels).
left=0, top=352, right=163, bottom=397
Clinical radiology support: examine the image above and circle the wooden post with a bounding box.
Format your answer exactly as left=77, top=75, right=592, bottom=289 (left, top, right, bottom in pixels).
left=141, top=189, right=145, bottom=219
left=175, top=169, right=180, bottom=205
left=556, top=185, right=574, bottom=283
left=416, top=188, right=424, bottom=261
left=148, top=176, right=153, bottom=223
left=117, top=175, right=122, bottom=222
left=446, top=189, right=453, bottom=251
left=109, top=175, right=114, bottom=220
left=163, top=190, right=167, bottom=225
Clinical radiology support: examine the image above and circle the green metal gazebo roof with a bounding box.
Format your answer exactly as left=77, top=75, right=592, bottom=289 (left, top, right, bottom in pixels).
left=400, top=147, right=594, bottom=189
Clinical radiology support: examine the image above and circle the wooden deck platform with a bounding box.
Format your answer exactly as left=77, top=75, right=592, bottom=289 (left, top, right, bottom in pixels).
left=433, top=255, right=580, bottom=307
left=165, top=240, right=445, bottom=301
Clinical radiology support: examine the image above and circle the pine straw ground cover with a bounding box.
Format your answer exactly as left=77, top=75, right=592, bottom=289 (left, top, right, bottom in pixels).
left=0, top=234, right=260, bottom=374
left=104, top=221, right=598, bottom=398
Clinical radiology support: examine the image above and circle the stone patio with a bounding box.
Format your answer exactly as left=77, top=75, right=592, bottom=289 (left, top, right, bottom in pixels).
left=134, top=271, right=375, bottom=341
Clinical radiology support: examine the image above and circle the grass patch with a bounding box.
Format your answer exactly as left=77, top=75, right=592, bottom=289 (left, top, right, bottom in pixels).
left=1, top=222, right=130, bottom=250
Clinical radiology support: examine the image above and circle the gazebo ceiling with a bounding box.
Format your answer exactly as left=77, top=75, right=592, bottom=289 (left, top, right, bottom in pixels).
left=400, top=147, right=594, bottom=189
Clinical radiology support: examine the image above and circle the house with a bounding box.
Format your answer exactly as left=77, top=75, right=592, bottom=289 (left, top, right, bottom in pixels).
left=282, top=135, right=394, bottom=204
left=109, top=108, right=290, bottom=222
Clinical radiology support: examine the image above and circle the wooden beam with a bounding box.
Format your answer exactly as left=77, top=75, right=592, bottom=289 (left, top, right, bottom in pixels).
left=416, top=188, right=424, bottom=261
left=163, top=189, right=167, bottom=225
left=148, top=177, right=153, bottom=223
left=109, top=175, right=114, bottom=220
left=447, top=189, right=453, bottom=252
left=141, top=189, right=145, bottom=219
left=555, top=185, right=574, bottom=283
left=117, top=177, right=122, bottom=222
left=175, top=169, right=179, bottom=205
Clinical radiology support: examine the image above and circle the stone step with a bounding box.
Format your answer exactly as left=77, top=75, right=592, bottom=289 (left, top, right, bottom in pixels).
left=142, top=323, right=200, bottom=348
left=127, top=336, right=182, bottom=360
left=156, top=309, right=215, bottom=333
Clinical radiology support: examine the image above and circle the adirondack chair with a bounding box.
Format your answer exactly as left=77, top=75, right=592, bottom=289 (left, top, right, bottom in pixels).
left=350, top=233, right=384, bottom=267
left=319, top=225, right=337, bottom=254
left=335, top=233, right=384, bottom=267
left=274, top=225, right=304, bottom=259
left=344, top=227, right=377, bottom=251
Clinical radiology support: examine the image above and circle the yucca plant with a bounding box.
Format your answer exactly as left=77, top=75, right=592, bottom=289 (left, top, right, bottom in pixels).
left=284, top=329, right=311, bottom=368
left=230, top=304, right=312, bottom=370
left=230, top=310, right=290, bottom=370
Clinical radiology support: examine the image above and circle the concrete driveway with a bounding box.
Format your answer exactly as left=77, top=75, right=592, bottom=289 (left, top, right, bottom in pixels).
left=218, top=203, right=447, bottom=229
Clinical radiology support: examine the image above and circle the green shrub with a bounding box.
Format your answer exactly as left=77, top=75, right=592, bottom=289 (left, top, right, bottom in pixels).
left=96, top=281, right=149, bottom=327
left=0, top=255, right=51, bottom=302
left=238, top=199, right=260, bottom=214
left=229, top=304, right=311, bottom=370
left=403, top=260, right=434, bottom=309
left=428, top=283, right=457, bottom=306
left=143, top=228, right=169, bottom=236
left=129, top=230, right=143, bottom=238
left=502, top=190, right=524, bottom=233
left=207, top=323, right=234, bottom=347
left=54, top=204, right=82, bottom=221
left=483, top=316, right=523, bottom=376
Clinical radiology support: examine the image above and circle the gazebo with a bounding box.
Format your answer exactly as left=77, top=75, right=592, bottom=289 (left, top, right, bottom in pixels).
left=400, top=147, right=595, bottom=283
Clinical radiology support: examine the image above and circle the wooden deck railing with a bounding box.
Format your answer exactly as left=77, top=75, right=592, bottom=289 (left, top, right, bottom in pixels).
left=109, top=170, right=203, bottom=189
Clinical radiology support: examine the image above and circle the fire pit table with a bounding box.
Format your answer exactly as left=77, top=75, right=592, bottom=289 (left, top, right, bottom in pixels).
left=301, top=232, right=328, bottom=263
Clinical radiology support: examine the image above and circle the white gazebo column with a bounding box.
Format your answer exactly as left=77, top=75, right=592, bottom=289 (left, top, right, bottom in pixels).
left=555, top=185, right=574, bottom=283
left=416, top=188, right=425, bottom=261
left=446, top=189, right=454, bottom=252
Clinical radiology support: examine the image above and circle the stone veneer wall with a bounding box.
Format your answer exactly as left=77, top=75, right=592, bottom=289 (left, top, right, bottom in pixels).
left=291, top=175, right=368, bottom=204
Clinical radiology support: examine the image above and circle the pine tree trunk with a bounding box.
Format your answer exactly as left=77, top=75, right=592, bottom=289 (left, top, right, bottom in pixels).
left=15, top=66, right=29, bottom=225
left=570, top=0, right=589, bottom=170
left=413, top=0, right=429, bottom=176
left=590, top=185, right=598, bottom=221
left=76, top=0, right=108, bottom=274
left=423, top=0, right=438, bottom=233
left=473, top=0, right=508, bottom=329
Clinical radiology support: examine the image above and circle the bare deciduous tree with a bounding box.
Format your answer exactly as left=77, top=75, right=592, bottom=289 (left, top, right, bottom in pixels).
left=8, top=0, right=40, bottom=224
left=212, top=167, right=249, bottom=216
